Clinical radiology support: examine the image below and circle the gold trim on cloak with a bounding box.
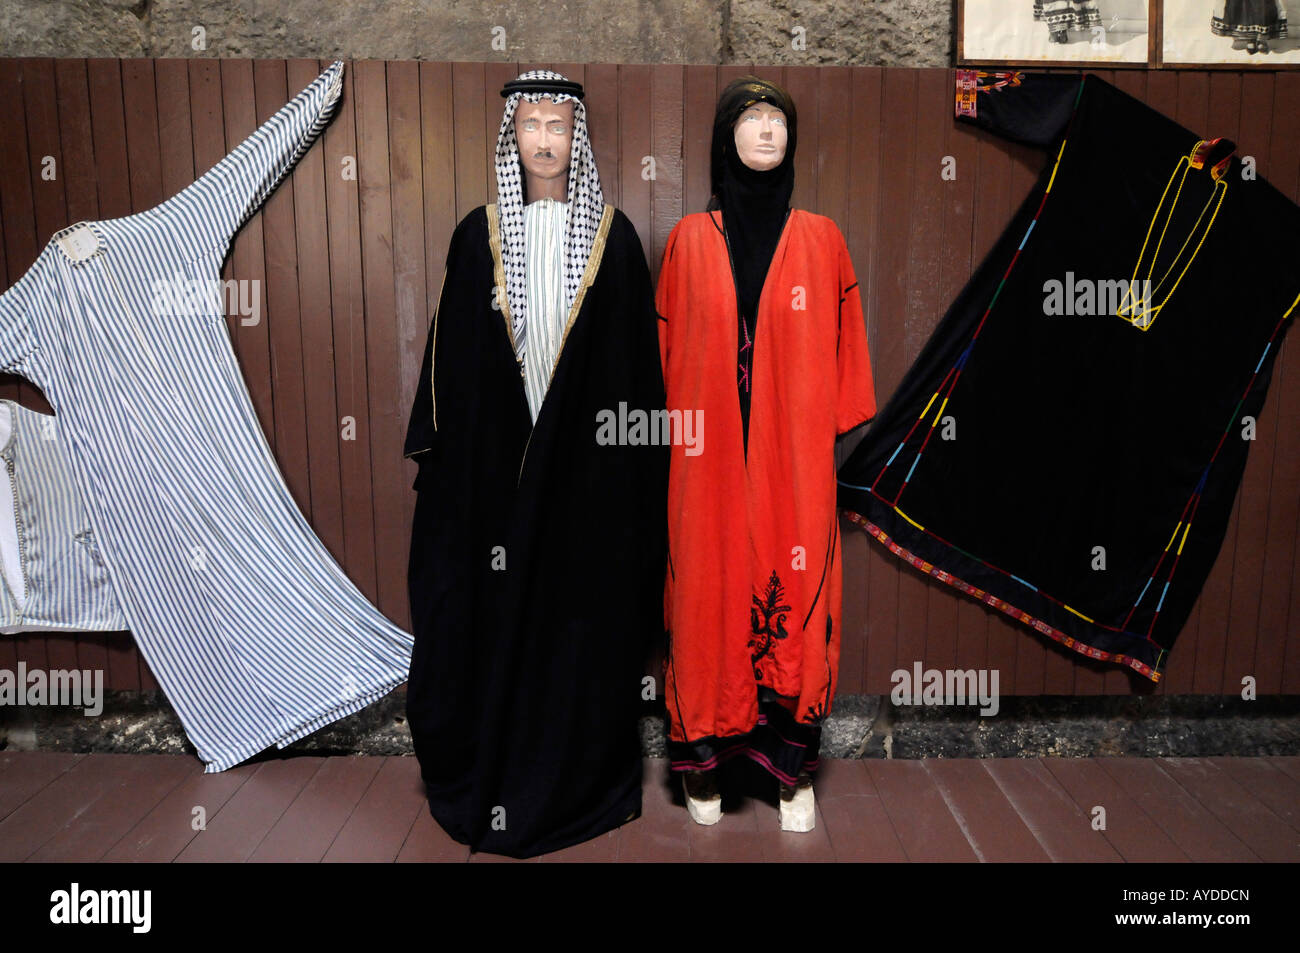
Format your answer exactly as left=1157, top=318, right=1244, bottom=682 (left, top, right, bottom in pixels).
left=488, top=201, right=616, bottom=391
left=402, top=266, right=448, bottom=458
left=487, top=201, right=616, bottom=484
left=408, top=202, right=615, bottom=462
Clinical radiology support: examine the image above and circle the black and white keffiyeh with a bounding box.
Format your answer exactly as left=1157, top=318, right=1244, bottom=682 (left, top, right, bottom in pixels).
left=495, top=70, right=605, bottom=367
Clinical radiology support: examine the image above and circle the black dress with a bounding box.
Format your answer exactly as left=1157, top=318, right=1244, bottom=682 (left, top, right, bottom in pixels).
left=1212, top=1, right=1289, bottom=42
left=838, top=73, right=1300, bottom=683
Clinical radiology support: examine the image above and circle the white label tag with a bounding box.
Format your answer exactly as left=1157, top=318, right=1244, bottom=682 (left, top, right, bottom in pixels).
left=57, top=224, right=100, bottom=261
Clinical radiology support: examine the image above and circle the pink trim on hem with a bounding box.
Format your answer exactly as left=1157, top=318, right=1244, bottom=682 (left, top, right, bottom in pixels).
left=843, top=509, right=1164, bottom=683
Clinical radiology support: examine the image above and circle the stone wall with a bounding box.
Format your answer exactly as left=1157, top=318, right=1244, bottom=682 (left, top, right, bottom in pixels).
left=0, top=0, right=955, bottom=65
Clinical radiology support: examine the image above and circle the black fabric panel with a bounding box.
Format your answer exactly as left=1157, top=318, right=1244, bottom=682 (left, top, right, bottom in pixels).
left=839, top=74, right=1300, bottom=681
left=959, top=72, right=1083, bottom=148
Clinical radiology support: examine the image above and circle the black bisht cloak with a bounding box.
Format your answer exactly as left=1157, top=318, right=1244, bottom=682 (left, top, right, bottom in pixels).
left=403, top=204, right=668, bottom=857
left=838, top=72, right=1300, bottom=682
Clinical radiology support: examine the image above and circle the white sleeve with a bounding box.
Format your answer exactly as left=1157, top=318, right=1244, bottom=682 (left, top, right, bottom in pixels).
left=157, top=60, right=345, bottom=261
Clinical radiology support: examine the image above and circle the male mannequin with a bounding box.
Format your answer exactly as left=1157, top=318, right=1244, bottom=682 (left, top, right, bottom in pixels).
left=656, top=77, right=876, bottom=832
left=403, top=71, right=667, bottom=858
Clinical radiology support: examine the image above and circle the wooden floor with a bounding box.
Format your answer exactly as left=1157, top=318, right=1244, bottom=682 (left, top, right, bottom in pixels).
left=1, top=752, right=1297, bottom=862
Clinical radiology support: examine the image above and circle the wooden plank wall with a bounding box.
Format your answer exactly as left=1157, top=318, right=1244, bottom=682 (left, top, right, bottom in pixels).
left=0, top=59, right=1296, bottom=698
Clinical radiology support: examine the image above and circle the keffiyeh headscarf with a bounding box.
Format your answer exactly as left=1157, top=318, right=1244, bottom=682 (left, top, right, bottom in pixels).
left=495, top=70, right=605, bottom=367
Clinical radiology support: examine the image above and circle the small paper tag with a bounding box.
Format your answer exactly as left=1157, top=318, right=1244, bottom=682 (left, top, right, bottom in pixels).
left=57, top=224, right=100, bottom=261
left=955, top=69, right=978, bottom=119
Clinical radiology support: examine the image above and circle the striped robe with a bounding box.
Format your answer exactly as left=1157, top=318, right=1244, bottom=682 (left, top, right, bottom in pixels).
left=521, top=197, right=570, bottom=422
left=0, top=61, right=413, bottom=772
left=0, top=399, right=129, bottom=634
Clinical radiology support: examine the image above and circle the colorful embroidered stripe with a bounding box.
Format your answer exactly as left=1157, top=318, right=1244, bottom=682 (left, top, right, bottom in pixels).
left=843, top=511, right=1164, bottom=683
left=869, top=96, right=1079, bottom=507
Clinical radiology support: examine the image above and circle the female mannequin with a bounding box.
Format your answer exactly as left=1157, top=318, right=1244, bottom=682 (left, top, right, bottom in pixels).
left=655, top=77, right=877, bottom=831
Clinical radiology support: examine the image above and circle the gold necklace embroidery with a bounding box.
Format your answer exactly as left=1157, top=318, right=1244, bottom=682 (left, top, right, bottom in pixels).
left=1116, top=140, right=1230, bottom=331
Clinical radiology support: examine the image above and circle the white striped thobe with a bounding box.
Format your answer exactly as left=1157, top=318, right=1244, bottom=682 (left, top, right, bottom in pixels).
left=0, top=399, right=128, bottom=634
left=522, top=197, right=570, bottom=422
left=0, top=61, right=413, bottom=772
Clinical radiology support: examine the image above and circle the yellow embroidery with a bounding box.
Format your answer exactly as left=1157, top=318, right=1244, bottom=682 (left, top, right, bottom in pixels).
left=1116, top=141, right=1228, bottom=331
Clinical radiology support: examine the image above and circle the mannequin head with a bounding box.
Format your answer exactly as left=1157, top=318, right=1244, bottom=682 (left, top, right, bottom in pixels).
left=732, top=102, right=788, bottom=172
left=708, top=76, right=798, bottom=211
left=514, top=96, right=574, bottom=203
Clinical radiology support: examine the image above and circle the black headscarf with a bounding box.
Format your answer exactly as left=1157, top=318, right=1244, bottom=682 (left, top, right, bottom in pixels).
left=708, top=76, right=797, bottom=452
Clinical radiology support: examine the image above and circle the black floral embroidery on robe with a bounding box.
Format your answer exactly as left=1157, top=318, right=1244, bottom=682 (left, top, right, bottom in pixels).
left=749, top=570, right=791, bottom=678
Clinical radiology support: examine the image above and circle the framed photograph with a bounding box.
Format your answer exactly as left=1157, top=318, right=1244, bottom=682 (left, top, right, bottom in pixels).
left=959, top=0, right=1155, bottom=66
left=1161, top=1, right=1300, bottom=66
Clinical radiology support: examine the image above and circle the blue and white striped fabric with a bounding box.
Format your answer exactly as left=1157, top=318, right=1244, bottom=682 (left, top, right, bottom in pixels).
left=522, top=197, right=570, bottom=422
left=0, top=399, right=129, bottom=634
left=0, top=61, right=414, bottom=772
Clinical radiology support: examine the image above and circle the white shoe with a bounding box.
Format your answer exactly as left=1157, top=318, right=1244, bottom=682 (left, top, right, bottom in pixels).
left=778, top=773, right=816, bottom=832
left=683, top=771, right=721, bottom=825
